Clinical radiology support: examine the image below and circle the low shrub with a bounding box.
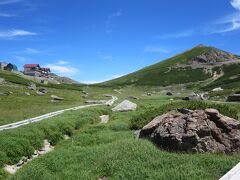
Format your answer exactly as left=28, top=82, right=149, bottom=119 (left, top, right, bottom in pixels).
left=0, top=106, right=111, bottom=169
left=130, top=101, right=239, bottom=130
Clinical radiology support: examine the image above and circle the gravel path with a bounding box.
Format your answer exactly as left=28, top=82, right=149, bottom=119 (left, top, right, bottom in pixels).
left=0, top=95, right=118, bottom=131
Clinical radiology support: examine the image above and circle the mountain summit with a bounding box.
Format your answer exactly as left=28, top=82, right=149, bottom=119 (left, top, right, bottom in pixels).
left=101, top=45, right=240, bottom=87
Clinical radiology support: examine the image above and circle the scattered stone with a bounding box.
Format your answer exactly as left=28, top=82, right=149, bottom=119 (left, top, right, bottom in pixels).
left=166, top=92, right=173, bottom=96
left=81, top=95, right=88, bottom=98
left=212, top=87, right=223, bottom=92
left=103, top=94, right=112, bottom=98
left=24, top=92, right=30, bottom=96
left=38, top=140, right=54, bottom=155
left=82, top=91, right=88, bottom=95
left=139, top=109, right=240, bottom=153
left=182, top=93, right=203, bottom=101
left=182, top=97, right=190, bottom=101
left=27, top=83, right=36, bottom=90
left=64, top=135, right=70, bottom=140
left=100, top=115, right=109, bottom=123
left=36, top=88, right=48, bottom=96
left=36, top=91, right=46, bottom=96
left=112, top=100, right=137, bottom=112
left=39, top=88, right=48, bottom=94
left=126, top=96, right=139, bottom=100
left=98, top=176, right=108, bottom=180
left=51, top=95, right=64, bottom=102
left=227, top=94, right=240, bottom=102
left=0, top=78, right=5, bottom=85
left=0, top=91, right=11, bottom=96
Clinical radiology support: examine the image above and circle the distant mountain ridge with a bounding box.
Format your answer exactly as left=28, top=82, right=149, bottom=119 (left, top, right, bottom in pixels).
left=100, top=45, right=240, bottom=88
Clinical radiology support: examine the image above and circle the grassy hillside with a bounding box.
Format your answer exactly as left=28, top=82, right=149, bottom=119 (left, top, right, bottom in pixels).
left=100, top=45, right=240, bottom=87
left=203, top=63, right=240, bottom=90
left=8, top=98, right=240, bottom=180
left=0, top=70, right=84, bottom=91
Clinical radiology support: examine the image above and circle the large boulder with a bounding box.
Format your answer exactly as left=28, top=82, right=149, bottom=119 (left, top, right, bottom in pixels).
left=112, top=100, right=137, bottom=112
left=139, top=109, right=240, bottom=153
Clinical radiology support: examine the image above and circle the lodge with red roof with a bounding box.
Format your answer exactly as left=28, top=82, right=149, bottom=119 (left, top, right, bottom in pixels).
left=23, top=64, right=51, bottom=77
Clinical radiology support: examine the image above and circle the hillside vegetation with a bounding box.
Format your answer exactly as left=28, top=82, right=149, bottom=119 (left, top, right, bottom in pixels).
left=9, top=98, right=240, bottom=180
left=100, top=45, right=240, bottom=87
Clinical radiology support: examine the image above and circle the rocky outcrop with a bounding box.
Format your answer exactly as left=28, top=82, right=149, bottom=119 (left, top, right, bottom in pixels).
left=139, top=108, right=240, bottom=153
left=112, top=100, right=137, bottom=112
left=190, top=48, right=236, bottom=64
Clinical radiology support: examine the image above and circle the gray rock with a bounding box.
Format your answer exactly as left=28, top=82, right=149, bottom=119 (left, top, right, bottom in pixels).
left=0, top=78, right=5, bottom=85
left=0, top=91, right=11, bottom=96
left=38, top=88, right=47, bottom=94
left=212, top=87, right=223, bottom=92
left=166, top=92, right=173, bottom=96
left=126, top=96, right=139, bottom=100
left=100, top=115, right=109, bottom=123
left=27, top=83, right=36, bottom=90
left=51, top=95, right=64, bottom=101
left=112, top=100, right=137, bottom=112
left=24, top=92, right=30, bottom=96
left=139, top=108, right=240, bottom=153
left=82, top=91, right=88, bottom=95
left=36, top=91, right=46, bottom=96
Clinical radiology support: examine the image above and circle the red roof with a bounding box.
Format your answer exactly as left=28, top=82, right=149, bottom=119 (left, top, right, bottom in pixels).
left=24, top=64, right=40, bottom=68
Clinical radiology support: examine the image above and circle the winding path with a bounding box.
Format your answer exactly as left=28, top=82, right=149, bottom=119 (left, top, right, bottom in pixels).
left=0, top=95, right=118, bottom=131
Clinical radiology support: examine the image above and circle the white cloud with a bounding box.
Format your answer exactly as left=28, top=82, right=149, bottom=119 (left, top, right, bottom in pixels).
left=157, top=30, right=194, bottom=39
left=57, top=60, right=69, bottom=65
left=231, top=0, right=240, bottom=10
left=25, top=48, right=40, bottom=54
left=0, top=0, right=22, bottom=5
left=81, top=74, right=126, bottom=84
left=0, top=29, right=37, bottom=39
left=144, top=46, right=170, bottom=53
left=0, top=13, right=15, bottom=17
left=46, top=62, right=79, bottom=76
left=14, top=56, right=26, bottom=62
left=112, top=74, right=126, bottom=79
left=97, top=51, right=114, bottom=60
left=209, top=1, right=240, bottom=34
left=211, top=12, right=240, bottom=33
left=106, top=10, right=123, bottom=33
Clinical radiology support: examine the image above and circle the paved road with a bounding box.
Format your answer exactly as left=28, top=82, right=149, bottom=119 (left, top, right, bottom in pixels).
left=0, top=95, right=118, bottom=131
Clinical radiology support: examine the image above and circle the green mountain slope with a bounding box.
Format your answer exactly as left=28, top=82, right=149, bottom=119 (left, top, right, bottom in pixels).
left=100, top=45, right=240, bottom=87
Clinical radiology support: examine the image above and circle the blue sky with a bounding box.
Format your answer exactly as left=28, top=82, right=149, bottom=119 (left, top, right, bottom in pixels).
left=0, top=0, right=240, bottom=83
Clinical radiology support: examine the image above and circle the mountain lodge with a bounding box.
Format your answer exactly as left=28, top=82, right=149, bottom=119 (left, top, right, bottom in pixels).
left=23, top=64, right=51, bottom=77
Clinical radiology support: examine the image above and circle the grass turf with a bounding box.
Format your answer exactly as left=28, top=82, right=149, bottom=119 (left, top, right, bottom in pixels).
left=8, top=97, right=240, bottom=180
